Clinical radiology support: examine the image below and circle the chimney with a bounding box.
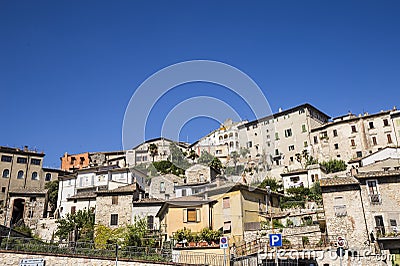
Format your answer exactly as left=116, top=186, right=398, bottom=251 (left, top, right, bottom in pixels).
left=23, top=145, right=28, bottom=152
left=203, top=192, right=208, bottom=200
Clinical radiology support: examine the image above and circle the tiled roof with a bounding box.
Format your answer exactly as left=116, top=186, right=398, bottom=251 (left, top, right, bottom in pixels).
left=280, top=168, right=308, bottom=176
left=9, top=188, right=48, bottom=195
left=133, top=197, right=164, bottom=204
left=96, top=184, right=137, bottom=194
left=320, top=176, right=359, bottom=187
left=355, top=170, right=400, bottom=179
left=68, top=191, right=96, bottom=200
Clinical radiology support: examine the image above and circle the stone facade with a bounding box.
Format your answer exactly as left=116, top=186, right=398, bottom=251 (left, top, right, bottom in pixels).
left=95, top=184, right=138, bottom=227
left=0, top=251, right=179, bottom=266
left=149, top=174, right=183, bottom=200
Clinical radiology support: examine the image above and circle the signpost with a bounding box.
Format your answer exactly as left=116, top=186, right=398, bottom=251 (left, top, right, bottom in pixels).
left=269, top=234, right=282, bottom=265
left=337, top=236, right=346, bottom=266
left=220, top=236, right=229, bottom=266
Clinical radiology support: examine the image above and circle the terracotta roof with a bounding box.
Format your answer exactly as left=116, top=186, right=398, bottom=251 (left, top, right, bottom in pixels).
left=68, top=191, right=96, bottom=200
left=9, top=188, right=48, bottom=195
left=134, top=197, right=164, bottom=204
left=320, top=176, right=359, bottom=187
left=96, top=184, right=137, bottom=194
left=355, top=170, right=400, bottom=179
left=280, top=169, right=308, bottom=176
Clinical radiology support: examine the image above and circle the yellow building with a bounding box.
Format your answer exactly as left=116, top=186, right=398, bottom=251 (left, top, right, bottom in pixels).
left=157, top=184, right=281, bottom=246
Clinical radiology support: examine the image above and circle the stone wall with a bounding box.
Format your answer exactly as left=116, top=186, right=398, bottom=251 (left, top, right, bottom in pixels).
left=95, top=194, right=133, bottom=227
left=0, top=250, right=181, bottom=266
left=34, top=218, right=58, bottom=242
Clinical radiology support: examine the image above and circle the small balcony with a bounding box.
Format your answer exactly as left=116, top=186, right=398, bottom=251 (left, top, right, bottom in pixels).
left=375, top=226, right=400, bottom=239
left=370, top=194, right=382, bottom=205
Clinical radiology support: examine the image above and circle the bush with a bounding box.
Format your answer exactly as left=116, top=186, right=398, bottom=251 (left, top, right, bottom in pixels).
left=320, top=159, right=347, bottom=173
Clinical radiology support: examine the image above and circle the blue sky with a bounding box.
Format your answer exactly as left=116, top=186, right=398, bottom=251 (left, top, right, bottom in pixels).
left=1, top=1, right=400, bottom=167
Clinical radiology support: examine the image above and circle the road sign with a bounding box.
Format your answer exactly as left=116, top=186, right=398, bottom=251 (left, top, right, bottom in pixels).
left=220, top=236, right=229, bottom=249
left=337, top=236, right=346, bottom=247
left=19, top=258, right=45, bottom=266
left=269, top=233, right=282, bottom=247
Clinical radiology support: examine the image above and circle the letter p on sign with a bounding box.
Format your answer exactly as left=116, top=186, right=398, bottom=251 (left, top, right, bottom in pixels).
left=269, top=234, right=282, bottom=247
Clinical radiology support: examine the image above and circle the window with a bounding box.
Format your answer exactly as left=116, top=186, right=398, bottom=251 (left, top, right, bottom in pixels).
left=17, top=170, right=24, bottom=179
left=112, top=195, right=118, bottom=205
left=369, top=121, right=374, bottom=129
left=334, top=143, right=339, bottom=150
left=314, top=136, right=318, bottom=144
left=182, top=189, right=187, bottom=196
left=2, top=169, right=9, bottom=178
left=301, top=124, right=307, bottom=133
left=110, top=214, right=118, bottom=225
left=45, top=173, right=51, bottom=181
left=223, top=197, right=230, bottom=209
left=351, top=125, right=357, bottom=133
left=71, top=206, right=76, bottom=215
left=185, top=208, right=198, bottom=223
left=1, top=187, right=5, bottom=193
left=290, top=176, right=300, bottom=182
left=1, top=155, right=12, bottom=162
left=147, top=215, right=154, bottom=230
left=351, top=139, right=356, bottom=147
left=288, top=145, right=295, bottom=151
left=284, top=129, right=293, bottom=137
left=160, top=182, right=165, bottom=193
left=275, top=149, right=279, bottom=156
left=246, top=141, right=252, bottom=148
left=367, top=180, right=381, bottom=204
left=372, top=137, right=377, bottom=146
left=390, top=219, right=397, bottom=227
left=216, top=149, right=222, bottom=154
left=275, top=133, right=279, bottom=140
left=356, top=151, right=363, bottom=158
left=31, top=172, right=38, bottom=180
left=223, top=221, right=232, bottom=233
left=383, top=119, right=389, bottom=127
left=17, top=157, right=27, bottom=164
left=387, top=134, right=393, bottom=144
left=299, top=108, right=305, bottom=114
left=31, top=158, right=41, bottom=165
left=333, top=129, right=338, bottom=137
left=334, top=196, right=347, bottom=217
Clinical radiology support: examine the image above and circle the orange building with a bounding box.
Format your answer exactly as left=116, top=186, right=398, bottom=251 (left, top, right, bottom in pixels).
left=60, top=152, right=90, bottom=171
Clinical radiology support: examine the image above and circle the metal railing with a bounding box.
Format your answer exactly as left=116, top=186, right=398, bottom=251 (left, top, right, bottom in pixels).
left=375, top=226, right=400, bottom=238
left=0, top=236, right=227, bottom=265
left=369, top=194, right=381, bottom=205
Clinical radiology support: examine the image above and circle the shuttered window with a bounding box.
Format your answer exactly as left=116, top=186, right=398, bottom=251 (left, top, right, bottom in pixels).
left=183, top=208, right=200, bottom=223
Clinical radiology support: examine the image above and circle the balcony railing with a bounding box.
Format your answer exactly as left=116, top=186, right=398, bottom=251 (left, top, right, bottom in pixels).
left=370, top=194, right=382, bottom=205
left=375, top=226, right=400, bottom=238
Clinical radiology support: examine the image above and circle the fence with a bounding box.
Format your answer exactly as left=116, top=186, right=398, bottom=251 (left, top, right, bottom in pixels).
left=0, top=236, right=228, bottom=265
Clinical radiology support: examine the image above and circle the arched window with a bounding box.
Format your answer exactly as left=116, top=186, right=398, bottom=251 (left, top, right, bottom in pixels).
left=45, top=173, right=51, bottom=181
left=2, top=169, right=9, bottom=178
left=17, top=170, right=24, bottom=179
left=32, top=172, right=38, bottom=180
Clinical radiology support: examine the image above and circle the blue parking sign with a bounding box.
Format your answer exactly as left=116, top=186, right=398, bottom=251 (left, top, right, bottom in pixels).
left=269, top=234, right=282, bottom=247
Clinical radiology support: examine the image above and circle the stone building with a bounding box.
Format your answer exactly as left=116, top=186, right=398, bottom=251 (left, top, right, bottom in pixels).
left=321, top=160, right=400, bottom=255
left=237, top=103, right=330, bottom=169
left=190, top=119, right=246, bottom=164
left=57, top=165, right=147, bottom=218
left=280, top=164, right=325, bottom=190
left=128, top=137, right=189, bottom=166
left=95, top=184, right=140, bottom=227
left=0, top=146, right=68, bottom=226
left=148, top=174, right=184, bottom=200
left=60, top=150, right=127, bottom=171
left=311, top=108, right=400, bottom=163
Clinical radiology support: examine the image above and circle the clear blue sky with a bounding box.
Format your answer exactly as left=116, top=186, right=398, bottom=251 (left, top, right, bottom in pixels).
left=1, top=1, right=399, bottom=168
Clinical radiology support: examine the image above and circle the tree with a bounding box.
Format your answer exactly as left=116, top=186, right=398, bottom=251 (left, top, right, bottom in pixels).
left=239, top=147, right=250, bottom=159
left=169, top=143, right=190, bottom=170
left=126, top=217, right=155, bottom=247
left=230, top=151, right=240, bottom=173
left=197, top=151, right=214, bottom=165
left=209, top=157, right=223, bottom=172
left=187, top=149, right=198, bottom=163
left=320, top=159, right=347, bottom=173
left=55, top=209, right=95, bottom=242
left=153, top=160, right=185, bottom=176
left=258, top=177, right=283, bottom=192
left=45, top=180, right=59, bottom=216
left=148, top=143, right=158, bottom=162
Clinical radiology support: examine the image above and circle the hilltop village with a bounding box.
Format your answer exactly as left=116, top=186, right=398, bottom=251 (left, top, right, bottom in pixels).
left=1, top=103, right=400, bottom=265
